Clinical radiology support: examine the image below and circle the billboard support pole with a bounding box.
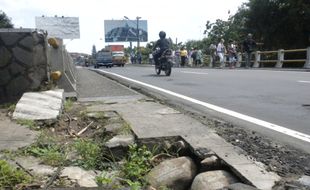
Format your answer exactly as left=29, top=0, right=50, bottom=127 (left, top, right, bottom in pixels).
left=136, top=16, right=141, bottom=56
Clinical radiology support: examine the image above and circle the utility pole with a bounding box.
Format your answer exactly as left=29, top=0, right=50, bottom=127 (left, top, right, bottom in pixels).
left=136, top=16, right=141, bottom=54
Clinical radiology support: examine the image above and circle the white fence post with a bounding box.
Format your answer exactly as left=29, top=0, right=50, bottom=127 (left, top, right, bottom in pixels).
left=304, top=47, right=310, bottom=69
left=253, top=51, right=260, bottom=68
left=236, top=52, right=242, bottom=68
left=275, top=49, right=284, bottom=68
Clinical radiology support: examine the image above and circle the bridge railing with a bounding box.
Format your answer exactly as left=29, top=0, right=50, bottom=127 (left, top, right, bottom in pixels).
left=208, top=47, right=310, bottom=68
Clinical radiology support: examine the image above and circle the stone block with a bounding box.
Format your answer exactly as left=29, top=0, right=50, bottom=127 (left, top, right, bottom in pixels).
left=33, top=32, right=45, bottom=45
left=191, top=170, right=239, bottom=190
left=12, top=46, right=32, bottom=66
left=0, top=69, right=11, bottom=85
left=147, top=157, right=197, bottom=190
left=0, top=46, right=12, bottom=67
left=33, top=44, right=46, bottom=66
left=0, top=32, right=21, bottom=46
left=19, top=35, right=33, bottom=50
left=6, top=75, right=30, bottom=97
left=9, top=61, right=26, bottom=76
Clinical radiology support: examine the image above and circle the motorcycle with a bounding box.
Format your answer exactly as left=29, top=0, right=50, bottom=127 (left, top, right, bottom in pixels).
left=154, top=49, right=174, bottom=76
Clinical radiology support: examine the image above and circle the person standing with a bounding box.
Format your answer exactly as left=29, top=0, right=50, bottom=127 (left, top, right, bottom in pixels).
left=217, top=39, right=226, bottom=68
left=243, top=33, right=256, bottom=68
left=196, top=48, right=203, bottom=66
left=180, top=47, right=188, bottom=67
left=227, top=40, right=237, bottom=69
left=209, top=43, right=217, bottom=67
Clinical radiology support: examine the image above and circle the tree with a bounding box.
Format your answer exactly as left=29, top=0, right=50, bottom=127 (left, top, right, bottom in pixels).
left=242, top=0, right=310, bottom=49
left=0, top=10, right=13, bottom=28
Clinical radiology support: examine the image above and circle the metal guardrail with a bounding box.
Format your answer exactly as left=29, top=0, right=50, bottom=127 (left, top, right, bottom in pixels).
left=208, top=47, right=310, bottom=68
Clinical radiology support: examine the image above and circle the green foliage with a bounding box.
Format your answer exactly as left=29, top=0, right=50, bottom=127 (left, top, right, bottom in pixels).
left=96, top=171, right=122, bottom=189
left=73, top=139, right=101, bottom=170
left=241, top=0, right=310, bottom=49
left=119, top=122, right=132, bottom=135
left=122, top=144, right=153, bottom=183
left=0, top=159, right=31, bottom=188
left=16, top=119, right=37, bottom=129
left=21, top=133, right=65, bottom=166
left=124, top=179, right=142, bottom=190
left=64, top=98, right=74, bottom=112
left=0, top=10, right=13, bottom=28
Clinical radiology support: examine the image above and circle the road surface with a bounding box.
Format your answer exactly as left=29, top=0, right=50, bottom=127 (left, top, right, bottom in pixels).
left=93, top=65, right=310, bottom=153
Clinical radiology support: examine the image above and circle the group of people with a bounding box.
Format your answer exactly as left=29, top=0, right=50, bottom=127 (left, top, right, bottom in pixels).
left=210, top=33, right=257, bottom=69
left=151, top=30, right=257, bottom=69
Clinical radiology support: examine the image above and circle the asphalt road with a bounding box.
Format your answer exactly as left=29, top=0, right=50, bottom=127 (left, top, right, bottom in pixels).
left=93, top=65, right=310, bottom=153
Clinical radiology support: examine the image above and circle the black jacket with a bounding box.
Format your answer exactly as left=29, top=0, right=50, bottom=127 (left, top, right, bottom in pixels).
left=154, top=38, right=170, bottom=53
left=243, top=38, right=256, bottom=53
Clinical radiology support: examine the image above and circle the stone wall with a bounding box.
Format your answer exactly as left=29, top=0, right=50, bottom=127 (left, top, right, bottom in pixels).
left=0, top=29, right=49, bottom=103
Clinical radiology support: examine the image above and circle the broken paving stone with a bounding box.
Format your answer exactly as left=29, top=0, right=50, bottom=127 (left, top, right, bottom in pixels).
left=105, top=134, right=135, bottom=148
left=14, top=156, right=56, bottom=176
left=105, top=123, right=124, bottom=134
left=60, top=166, right=97, bottom=187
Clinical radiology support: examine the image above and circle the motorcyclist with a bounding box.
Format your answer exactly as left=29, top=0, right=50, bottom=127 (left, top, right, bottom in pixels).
left=153, top=31, right=170, bottom=66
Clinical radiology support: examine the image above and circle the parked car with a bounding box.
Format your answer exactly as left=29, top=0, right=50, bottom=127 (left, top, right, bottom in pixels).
left=95, top=51, right=113, bottom=68
left=112, top=51, right=125, bottom=67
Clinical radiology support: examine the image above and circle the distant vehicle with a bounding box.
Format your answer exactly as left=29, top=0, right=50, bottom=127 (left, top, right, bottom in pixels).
left=95, top=51, right=113, bottom=68
left=112, top=51, right=125, bottom=67
left=107, top=45, right=125, bottom=67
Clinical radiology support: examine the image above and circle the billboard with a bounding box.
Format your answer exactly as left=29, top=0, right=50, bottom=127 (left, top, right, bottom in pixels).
left=35, top=16, right=80, bottom=39
left=104, top=20, right=148, bottom=43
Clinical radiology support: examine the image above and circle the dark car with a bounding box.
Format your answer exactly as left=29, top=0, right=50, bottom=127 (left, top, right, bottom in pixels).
left=95, top=51, right=113, bottom=68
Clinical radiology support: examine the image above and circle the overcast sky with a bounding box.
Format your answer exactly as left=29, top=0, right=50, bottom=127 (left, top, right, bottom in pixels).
left=1, top=0, right=248, bottom=54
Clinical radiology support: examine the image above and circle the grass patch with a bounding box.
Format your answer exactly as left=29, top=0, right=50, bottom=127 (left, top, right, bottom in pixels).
left=73, top=139, right=101, bottom=170
left=64, top=98, right=75, bottom=112
left=16, top=119, right=37, bottom=129
left=0, top=102, right=16, bottom=113
left=0, top=159, right=32, bottom=188
left=20, top=132, right=66, bottom=166
left=119, top=122, right=132, bottom=135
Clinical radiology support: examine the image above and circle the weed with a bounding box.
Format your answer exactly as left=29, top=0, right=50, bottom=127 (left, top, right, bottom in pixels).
left=122, top=144, right=153, bottom=185
left=16, top=119, right=37, bottom=129
left=73, top=139, right=101, bottom=170
left=64, top=98, right=74, bottom=112
left=96, top=171, right=122, bottom=189
left=0, top=159, right=32, bottom=188
left=21, top=133, right=65, bottom=166
left=119, top=122, right=132, bottom=135
left=0, top=102, right=16, bottom=110
left=124, top=179, right=142, bottom=190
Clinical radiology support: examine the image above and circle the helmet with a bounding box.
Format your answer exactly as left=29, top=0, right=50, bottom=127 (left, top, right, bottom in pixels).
left=159, top=31, right=166, bottom=39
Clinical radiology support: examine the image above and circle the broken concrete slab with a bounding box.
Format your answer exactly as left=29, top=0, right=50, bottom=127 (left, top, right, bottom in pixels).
left=0, top=111, right=38, bottom=151
left=12, top=89, right=64, bottom=120
left=60, top=166, right=97, bottom=187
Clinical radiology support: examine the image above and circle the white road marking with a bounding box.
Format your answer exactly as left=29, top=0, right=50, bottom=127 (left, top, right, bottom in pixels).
left=181, top=71, right=208, bottom=75
left=98, top=70, right=310, bottom=143
left=298, top=80, right=310, bottom=83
